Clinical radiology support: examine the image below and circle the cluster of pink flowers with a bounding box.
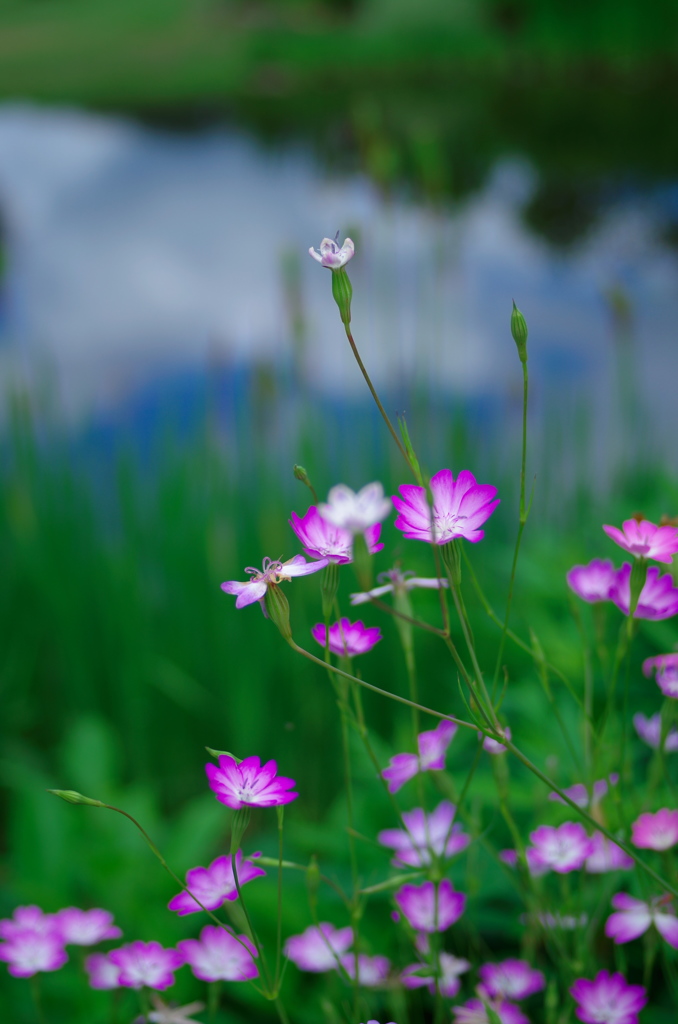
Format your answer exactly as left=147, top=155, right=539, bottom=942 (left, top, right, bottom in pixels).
left=0, top=905, right=120, bottom=978
left=566, top=518, right=678, bottom=621
left=381, top=719, right=457, bottom=793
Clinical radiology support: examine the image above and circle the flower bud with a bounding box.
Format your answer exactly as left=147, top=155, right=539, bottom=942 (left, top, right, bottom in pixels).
left=331, top=267, right=353, bottom=326
left=48, top=789, right=104, bottom=807
left=264, top=583, right=293, bottom=640
left=293, top=464, right=310, bottom=485
left=511, top=301, right=528, bottom=363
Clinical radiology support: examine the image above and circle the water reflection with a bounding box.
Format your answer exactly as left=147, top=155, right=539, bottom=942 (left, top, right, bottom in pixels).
left=0, top=102, right=676, bottom=488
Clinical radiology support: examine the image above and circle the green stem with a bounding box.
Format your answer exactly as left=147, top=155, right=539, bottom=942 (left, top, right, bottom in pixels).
left=275, top=808, right=285, bottom=990
left=343, top=325, right=414, bottom=475
left=30, top=975, right=46, bottom=1024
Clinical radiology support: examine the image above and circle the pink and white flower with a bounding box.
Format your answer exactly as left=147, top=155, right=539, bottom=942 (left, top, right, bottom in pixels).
left=284, top=922, right=353, bottom=972
left=0, top=930, right=68, bottom=978
left=394, top=879, right=466, bottom=933
left=548, top=775, right=618, bottom=809
left=205, top=754, right=297, bottom=809
left=85, top=952, right=122, bottom=989
left=642, top=654, right=678, bottom=698
left=610, top=564, right=678, bottom=621
left=350, top=567, right=448, bottom=605
left=377, top=801, right=470, bottom=867
left=311, top=618, right=382, bottom=657
left=108, top=941, right=184, bottom=990
left=481, top=726, right=511, bottom=754
left=221, top=554, right=328, bottom=610
left=603, top=518, right=678, bottom=564
left=527, top=823, right=593, bottom=874
left=566, top=559, right=618, bottom=603
left=54, top=907, right=122, bottom=946
left=0, top=905, right=59, bottom=940
left=339, top=953, right=390, bottom=987
left=382, top=720, right=457, bottom=793
left=168, top=850, right=266, bottom=915
left=318, top=482, right=392, bottom=534
left=584, top=833, right=634, bottom=873
left=401, top=952, right=470, bottom=997
left=570, top=970, right=647, bottom=1024
left=452, top=999, right=529, bottom=1024
left=605, top=892, right=678, bottom=948
left=633, top=712, right=678, bottom=751
left=478, top=959, right=546, bottom=1001
left=392, top=469, right=500, bottom=545
left=178, top=925, right=258, bottom=983
left=499, top=848, right=549, bottom=877
left=631, top=809, right=678, bottom=851
left=309, top=236, right=354, bottom=269
left=290, top=506, right=384, bottom=564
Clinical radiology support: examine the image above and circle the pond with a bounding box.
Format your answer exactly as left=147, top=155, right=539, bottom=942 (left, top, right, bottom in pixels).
left=0, top=101, right=676, bottom=496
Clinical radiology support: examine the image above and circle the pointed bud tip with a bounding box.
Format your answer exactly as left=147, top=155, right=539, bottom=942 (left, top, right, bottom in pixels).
left=510, top=302, right=528, bottom=361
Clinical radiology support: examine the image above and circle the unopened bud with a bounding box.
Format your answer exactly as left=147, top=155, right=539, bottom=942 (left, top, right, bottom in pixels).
left=47, top=789, right=104, bottom=807
left=331, top=266, right=353, bottom=325
left=293, top=464, right=310, bottom=484
left=511, top=301, right=528, bottom=363
left=264, top=583, right=293, bottom=640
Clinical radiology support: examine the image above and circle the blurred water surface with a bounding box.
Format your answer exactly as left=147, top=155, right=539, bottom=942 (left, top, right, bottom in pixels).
left=0, top=101, right=676, bottom=489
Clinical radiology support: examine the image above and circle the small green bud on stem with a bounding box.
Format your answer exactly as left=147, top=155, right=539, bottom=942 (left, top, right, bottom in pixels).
left=510, top=301, right=528, bottom=364
left=47, top=789, right=104, bottom=807
left=293, top=465, right=318, bottom=502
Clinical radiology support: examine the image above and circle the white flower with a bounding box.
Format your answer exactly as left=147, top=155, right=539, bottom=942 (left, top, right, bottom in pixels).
left=319, top=482, right=391, bottom=534
left=350, top=567, right=448, bottom=605
left=308, top=236, right=354, bottom=269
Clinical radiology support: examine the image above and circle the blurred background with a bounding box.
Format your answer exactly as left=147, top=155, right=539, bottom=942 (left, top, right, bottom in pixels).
left=1, top=1, right=678, bottom=1020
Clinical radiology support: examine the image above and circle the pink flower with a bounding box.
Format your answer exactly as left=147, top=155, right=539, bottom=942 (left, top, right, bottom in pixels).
left=54, top=908, right=122, bottom=946
left=339, top=953, right=389, bottom=986
left=311, top=618, right=382, bottom=657
left=452, top=999, right=529, bottom=1024
left=168, top=851, right=266, bottom=915
left=566, top=559, right=618, bottom=603
left=570, top=970, right=647, bottom=1024
left=584, top=833, right=634, bottom=873
left=178, top=925, right=258, bottom=983
left=549, top=775, right=618, bottom=809
left=401, top=952, right=470, bottom=997
left=393, top=469, right=500, bottom=545
left=377, top=801, right=469, bottom=867
left=610, top=564, right=678, bottom=620
left=221, top=554, right=328, bottom=610
left=350, top=567, right=448, bottom=605
left=480, top=726, right=511, bottom=754
left=478, top=959, right=546, bottom=1001
left=290, top=506, right=384, bottom=564
left=605, top=892, right=678, bottom=948
left=85, top=952, right=121, bottom=989
left=394, top=879, right=466, bottom=933
left=0, top=905, right=59, bottom=940
left=318, top=482, right=392, bottom=533
left=0, top=930, right=67, bottom=978
left=108, top=941, right=184, bottom=990
left=382, top=720, right=457, bottom=793
left=309, top=236, right=354, bottom=269
left=633, top=712, right=678, bottom=751
left=205, top=754, right=297, bottom=809
left=603, top=518, right=678, bottom=564
left=284, top=923, right=353, bottom=972
left=642, top=654, right=678, bottom=698
left=631, top=809, right=678, bottom=851
left=527, top=823, right=593, bottom=874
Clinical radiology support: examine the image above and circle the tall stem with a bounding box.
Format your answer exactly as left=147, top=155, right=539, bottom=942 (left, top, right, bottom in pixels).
left=343, top=325, right=414, bottom=475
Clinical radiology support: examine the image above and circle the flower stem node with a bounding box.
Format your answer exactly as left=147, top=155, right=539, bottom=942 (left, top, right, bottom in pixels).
left=510, top=301, right=528, bottom=364
left=264, top=584, right=293, bottom=641
left=331, top=266, right=353, bottom=325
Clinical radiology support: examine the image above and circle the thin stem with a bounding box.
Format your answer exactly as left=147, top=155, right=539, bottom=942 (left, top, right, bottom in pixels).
left=231, top=852, right=270, bottom=987
left=275, top=809, right=285, bottom=990
left=30, top=975, right=46, bottom=1024
left=344, top=325, right=414, bottom=475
